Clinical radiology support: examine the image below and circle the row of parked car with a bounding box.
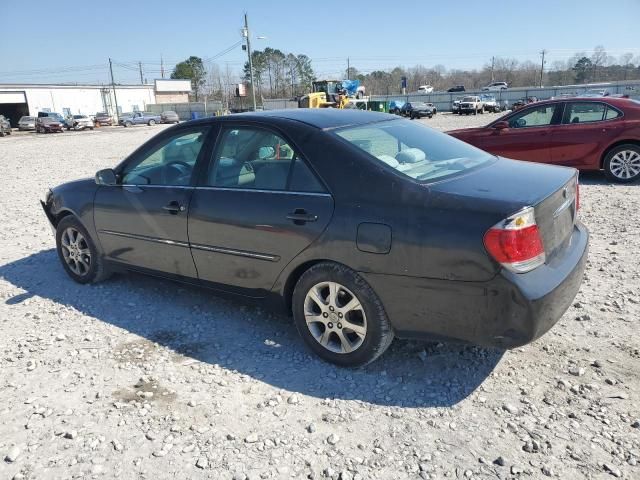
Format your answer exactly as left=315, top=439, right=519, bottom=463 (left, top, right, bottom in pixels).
left=11, top=110, right=181, bottom=134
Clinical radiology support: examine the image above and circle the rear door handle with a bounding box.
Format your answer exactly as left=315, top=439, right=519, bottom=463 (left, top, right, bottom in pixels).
left=287, top=209, right=317, bottom=224
left=162, top=201, right=185, bottom=214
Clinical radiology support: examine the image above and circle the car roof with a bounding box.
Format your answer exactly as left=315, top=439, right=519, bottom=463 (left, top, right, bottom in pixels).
left=529, top=96, right=636, bottom=108
left=231, top=109, right=393, bottom=130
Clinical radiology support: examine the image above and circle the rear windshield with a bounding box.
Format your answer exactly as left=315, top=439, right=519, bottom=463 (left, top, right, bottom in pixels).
left=334, top=119, right=493, bottom=182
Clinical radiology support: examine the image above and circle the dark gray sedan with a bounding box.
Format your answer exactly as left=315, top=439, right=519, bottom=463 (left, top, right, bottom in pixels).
left=161, top=111, right=180, bottom=124
left=42, top=110, right=588, bottom=366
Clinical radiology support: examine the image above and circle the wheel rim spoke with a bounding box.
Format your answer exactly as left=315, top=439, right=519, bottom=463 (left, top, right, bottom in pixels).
left=318, top=329, right=331, bottom=347
left=340, top=297, right=361, bottom=315
left=342, top=320, right=366, bottom=338
left=336, top=330, right=353, bottom=353
left=307, top=287, right=326, bottom=309
left=327, top=282, right=338, bottom=307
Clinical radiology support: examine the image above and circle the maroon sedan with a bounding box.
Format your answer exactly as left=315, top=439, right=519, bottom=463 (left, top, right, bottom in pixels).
left=448, top=97, right=640, bottom=183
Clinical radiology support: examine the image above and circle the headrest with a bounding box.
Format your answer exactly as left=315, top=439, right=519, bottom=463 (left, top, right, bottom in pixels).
left=396, top=148, right=426, bottom=164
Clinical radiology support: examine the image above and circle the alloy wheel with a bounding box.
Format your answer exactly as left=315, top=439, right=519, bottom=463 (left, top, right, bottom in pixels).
left=60, top=227, right=91, bottom=276
left=609, top=149, right=640, bottom=180
left=304, top=281, right=367, bottom=354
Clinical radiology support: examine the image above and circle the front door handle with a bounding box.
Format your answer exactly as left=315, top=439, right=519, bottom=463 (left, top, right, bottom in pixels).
left=287, top=209, right=317, bottom=225
left=162, top=201, right=185, bottom=214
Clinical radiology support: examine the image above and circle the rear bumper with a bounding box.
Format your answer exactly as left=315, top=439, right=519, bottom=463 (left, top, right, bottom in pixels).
left=361, top=221, right=589, bottom=349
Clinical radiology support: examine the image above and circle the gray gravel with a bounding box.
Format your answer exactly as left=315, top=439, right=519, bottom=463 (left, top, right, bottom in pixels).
left=0, top=116, right=638, bottom=479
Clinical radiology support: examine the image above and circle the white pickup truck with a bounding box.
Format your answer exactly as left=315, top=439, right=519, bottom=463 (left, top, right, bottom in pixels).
left=457, top=96, right=484, bottom=115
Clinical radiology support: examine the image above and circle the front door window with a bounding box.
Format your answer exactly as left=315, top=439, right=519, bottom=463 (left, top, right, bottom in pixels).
left=121, top=128, right=210, bottom=186
left=508, top=105, right=557, bottom=128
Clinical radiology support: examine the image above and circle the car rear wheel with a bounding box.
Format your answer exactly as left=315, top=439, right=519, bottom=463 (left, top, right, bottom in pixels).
left=148, top=119, right=156, bottom=126
left=604, top=144, right=640, bottom=183
left=56, top=216, right=110, bottom=284
left=292, top=262, right=394, bottom=367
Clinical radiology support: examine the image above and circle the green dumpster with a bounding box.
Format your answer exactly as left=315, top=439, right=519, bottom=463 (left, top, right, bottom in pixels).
left=368, top=100, right=389, bottom=113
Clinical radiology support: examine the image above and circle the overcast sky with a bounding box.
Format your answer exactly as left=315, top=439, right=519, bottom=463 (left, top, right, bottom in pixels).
left=2, top=0, right=639, bottom=84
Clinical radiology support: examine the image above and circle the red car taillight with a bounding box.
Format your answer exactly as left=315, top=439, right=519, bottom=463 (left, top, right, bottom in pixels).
left=483, top=207, right=545, bottom=273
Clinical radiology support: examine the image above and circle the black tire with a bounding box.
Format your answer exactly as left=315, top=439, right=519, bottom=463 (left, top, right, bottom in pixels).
left=55, top=216, right=110, bottom=284
left=292, top=262, right=394, bottom=367
left=148, top=119, right=156, bottom=126
left=603, top=144, right=640, bottom=183
left=125, top=121, right=132, bottom=127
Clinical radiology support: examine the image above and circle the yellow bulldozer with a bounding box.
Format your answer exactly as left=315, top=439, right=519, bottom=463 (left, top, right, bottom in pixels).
left=298, top=80, right=350, bottom=109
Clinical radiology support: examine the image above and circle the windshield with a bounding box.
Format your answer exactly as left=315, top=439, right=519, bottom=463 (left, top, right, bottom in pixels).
left=334, top=119, right=493, bottom=182
left=462, top=96, right=476, bottom=102
left=412, top=102, right=427, bottom=107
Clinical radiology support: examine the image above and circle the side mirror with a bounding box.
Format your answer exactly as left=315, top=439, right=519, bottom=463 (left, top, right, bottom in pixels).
left=493, top=121, right=509, bottom=131
left=95, top=168, right=117, bottom=186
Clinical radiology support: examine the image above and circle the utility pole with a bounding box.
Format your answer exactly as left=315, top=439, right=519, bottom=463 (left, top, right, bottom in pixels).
left=539, top=49, right=547, bottom=88
left=490, top=56, right=495, bottom=82
left=160, top=55, right=165, bottom=79
left=243, top=13, right=257, bottom=111
left=347, top=57, right=350, bottom=79
left=108, top=58, right=119, bottom=122
left=138, top=61, right=144, bottom=84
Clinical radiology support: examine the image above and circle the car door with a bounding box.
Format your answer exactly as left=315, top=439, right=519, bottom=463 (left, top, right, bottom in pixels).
left=549, top=101, right=623, bottom=168
left=481, top=103, right=561, bottom=163
left=93, top=125, right=212, bottom=278
left=188, top=125, right=334, bottom=297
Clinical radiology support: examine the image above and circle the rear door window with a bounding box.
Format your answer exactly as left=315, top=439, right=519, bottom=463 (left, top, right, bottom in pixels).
left=207, top=127, right=325, bottom=193
left=562, top=102, right=606, bottom=124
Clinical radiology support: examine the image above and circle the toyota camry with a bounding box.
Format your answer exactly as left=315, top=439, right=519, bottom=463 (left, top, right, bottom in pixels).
left=42, top=110, right=589, bottom=367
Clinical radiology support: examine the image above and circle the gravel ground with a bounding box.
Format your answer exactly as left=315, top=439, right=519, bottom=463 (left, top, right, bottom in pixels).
left=0, top=114, right=638, bottom=480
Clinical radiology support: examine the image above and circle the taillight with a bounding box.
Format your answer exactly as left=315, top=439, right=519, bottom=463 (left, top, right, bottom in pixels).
left=483, top=207, right=545, bottom=273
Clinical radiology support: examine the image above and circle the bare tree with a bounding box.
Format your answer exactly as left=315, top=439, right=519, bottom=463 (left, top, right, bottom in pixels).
left=591, top=45, right=609, bottom=81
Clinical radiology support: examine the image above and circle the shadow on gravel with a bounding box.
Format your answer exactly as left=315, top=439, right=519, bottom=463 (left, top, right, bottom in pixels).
left=1, top=250, right=504, bottom=408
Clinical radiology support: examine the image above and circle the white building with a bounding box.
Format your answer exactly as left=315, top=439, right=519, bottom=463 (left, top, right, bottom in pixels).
left=0, top=81, right=191, bottom=126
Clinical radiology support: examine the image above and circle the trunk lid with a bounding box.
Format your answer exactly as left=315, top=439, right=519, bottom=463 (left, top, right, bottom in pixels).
left=430, top=157, right=578, bottom=262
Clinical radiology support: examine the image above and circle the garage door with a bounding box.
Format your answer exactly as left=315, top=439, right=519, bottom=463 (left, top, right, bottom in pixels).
left=0, top=92, right=27, bottom=104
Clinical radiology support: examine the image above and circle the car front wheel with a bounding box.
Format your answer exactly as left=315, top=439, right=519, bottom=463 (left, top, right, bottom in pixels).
left=604, top=144, right=640, bottom=183
left=56, top=216, right=110, bottom=284
left=292, top=262, right=394, bottom=367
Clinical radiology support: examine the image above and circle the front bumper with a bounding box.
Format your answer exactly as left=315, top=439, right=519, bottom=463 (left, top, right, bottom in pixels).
left=361, top=221, right=589, bottom=349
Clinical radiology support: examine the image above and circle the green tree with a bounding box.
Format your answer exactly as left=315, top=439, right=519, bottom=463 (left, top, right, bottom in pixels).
left=171, top=56, right=207, bottom=101
left=572, top=57, right=593, bottom=83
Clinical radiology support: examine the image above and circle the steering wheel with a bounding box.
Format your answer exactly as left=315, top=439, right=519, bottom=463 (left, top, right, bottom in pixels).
left=162, top=161, right=192, bottom=185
